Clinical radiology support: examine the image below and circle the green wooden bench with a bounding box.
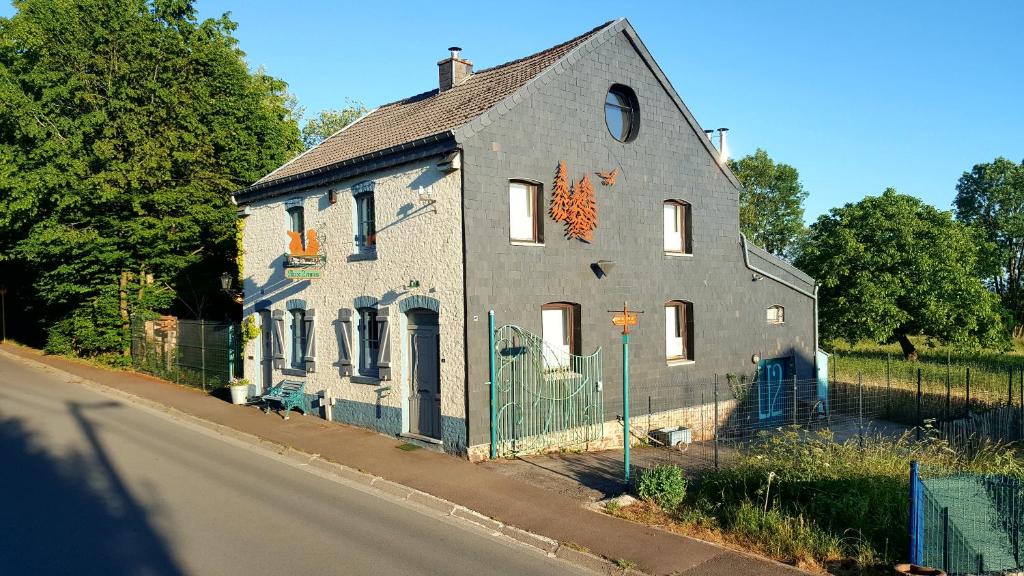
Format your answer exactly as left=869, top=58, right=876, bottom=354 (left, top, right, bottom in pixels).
left=256, top=380, right=307, bottom=420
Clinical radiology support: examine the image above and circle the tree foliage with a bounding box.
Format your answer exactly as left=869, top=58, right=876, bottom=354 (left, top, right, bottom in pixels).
left=796, top=188, right=1008, bottom=359
left=953, top=157, right=1024, bottom=335
left=730, top=149, right=808, bottom=258
left=300, top=101, right=367, bottom=149
left=0, top=0, right=301, bottom=356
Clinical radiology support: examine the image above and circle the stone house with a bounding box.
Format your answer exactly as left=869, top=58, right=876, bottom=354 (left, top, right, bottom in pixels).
left=234, top=18, right=818, bottom=459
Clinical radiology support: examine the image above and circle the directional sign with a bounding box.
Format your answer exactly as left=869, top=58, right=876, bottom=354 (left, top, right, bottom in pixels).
left=285, top=269, right=322, bottom=280
left=611, top=313, right=638, bottom=327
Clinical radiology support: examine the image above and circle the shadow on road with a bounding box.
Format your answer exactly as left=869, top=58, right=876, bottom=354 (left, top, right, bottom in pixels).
left=0, top=401, right=185, bottom=575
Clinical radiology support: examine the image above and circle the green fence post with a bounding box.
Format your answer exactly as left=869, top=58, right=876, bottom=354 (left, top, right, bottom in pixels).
left=1010, top=366, right=1015, bottom=408
left=909, top=460, right=922, bottom=565
left=921, top=366, right=929, bottom=438
left=623, top=331, right=630, bottom=485
left=227, top=324, right=236, bottom=382
left=966, top=367, right=971, bottom=415
left=200, top=319, right=206, bottom=393
left=713, top=376, right=719, bottom=471
left=488, top=310, right=496, bottom=460
left=942, top=506, right=950, bottom=573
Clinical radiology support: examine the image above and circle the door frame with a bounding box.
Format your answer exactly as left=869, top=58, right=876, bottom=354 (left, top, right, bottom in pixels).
left=402, top=308, right=441, bottom=439
left=258, top=309, right=274, bottom=394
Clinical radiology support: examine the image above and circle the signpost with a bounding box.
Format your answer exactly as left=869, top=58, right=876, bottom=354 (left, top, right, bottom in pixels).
left=0, top=285, right=6, bottom=344
left=609, top=302, right=642, bottom=484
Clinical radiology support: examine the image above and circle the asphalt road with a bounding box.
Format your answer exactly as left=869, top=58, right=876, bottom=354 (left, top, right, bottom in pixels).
left=0, top=354, right=596, bottom=576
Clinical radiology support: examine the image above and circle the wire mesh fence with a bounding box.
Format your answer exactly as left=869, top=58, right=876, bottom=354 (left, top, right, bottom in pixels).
left=628, top=366, right=1024, bottom=472
left=917, top=469, right=1024, bottom=575
left=130, top=316, right=241, bottom=392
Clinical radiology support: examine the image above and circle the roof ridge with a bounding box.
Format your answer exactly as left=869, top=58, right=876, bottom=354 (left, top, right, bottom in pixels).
left=472, top=20, right=615, bottom=75
left=365, top=20, right=615, bottom=113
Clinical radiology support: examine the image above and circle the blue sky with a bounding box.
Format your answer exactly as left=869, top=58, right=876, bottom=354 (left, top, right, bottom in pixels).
left=4, top=1, right=1022, bottom=221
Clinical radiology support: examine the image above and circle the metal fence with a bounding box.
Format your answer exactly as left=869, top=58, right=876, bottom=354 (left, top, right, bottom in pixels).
left=130, top=317, right=241, bottom=392
left=912, top=463, right=1024, bottom=575
left=629, top=367, right=1024, bottom=471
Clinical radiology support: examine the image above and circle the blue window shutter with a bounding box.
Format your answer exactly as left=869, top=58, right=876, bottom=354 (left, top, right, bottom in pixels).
left=338, top=308, right=353, bottom=376
left=271, top=310, right=285, bottom=370
left=376, top=306, right=391, bottom=380
left=303, top=308, right=316, bottom=373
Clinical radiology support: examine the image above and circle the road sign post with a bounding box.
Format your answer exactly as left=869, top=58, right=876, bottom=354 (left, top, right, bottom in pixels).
left=0, top=286, right=6, bottom=344
left=609, top=302, right=642, bottom=485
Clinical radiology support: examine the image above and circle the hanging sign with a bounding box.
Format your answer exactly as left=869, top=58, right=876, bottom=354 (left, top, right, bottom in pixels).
left=285, top=269, right=322, bottom=280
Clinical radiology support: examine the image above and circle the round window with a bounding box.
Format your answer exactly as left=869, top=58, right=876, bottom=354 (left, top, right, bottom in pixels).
left=605, top=85, right=639, bottom=142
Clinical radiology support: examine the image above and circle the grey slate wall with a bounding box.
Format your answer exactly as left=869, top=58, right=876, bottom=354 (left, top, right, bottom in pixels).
left=460, top=28, right=816, bottom=446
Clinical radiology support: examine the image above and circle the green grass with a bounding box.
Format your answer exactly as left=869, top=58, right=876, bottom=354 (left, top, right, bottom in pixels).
left=829, top=337, right=1024, bottom=407
left=685, top=429, right=1024, bottom=571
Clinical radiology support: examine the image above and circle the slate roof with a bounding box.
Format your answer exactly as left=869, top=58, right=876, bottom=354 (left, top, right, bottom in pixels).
left=256, top=21, right=615, bottom=187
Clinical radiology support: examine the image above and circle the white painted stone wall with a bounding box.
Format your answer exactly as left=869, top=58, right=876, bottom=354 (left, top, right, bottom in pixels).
left=239, top=157, right=467, bottom=453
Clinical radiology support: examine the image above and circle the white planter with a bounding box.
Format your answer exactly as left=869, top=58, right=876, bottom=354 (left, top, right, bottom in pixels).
left=229, top=385, right=249, bottom=405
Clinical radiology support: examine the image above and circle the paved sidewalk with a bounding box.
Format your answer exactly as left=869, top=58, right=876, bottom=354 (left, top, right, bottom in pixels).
left=1, top=344, right=808, bottom=576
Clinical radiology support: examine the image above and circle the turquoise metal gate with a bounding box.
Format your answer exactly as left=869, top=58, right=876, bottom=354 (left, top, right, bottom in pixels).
left=491, top=324, right=603, bottom=457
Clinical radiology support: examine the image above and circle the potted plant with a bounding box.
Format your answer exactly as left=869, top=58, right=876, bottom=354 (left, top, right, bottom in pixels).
left=228, top=377, right=251, bottom=405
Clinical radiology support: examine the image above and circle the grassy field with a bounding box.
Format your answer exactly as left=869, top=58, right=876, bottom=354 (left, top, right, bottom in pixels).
left=613, top=431, right=1024, bottom=574
left=829, top=337, right=1024, bottom=408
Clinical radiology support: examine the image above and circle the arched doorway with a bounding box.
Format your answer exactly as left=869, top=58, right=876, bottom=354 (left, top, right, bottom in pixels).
left=407, top=308, right=441, bottom=439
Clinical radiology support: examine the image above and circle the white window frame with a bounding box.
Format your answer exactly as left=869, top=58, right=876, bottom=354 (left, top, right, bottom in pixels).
left=509, top=181, right=542, bottom=244
left=665, top=300, right=694, bottom=364
left=663, top=200, right=691, bottom=255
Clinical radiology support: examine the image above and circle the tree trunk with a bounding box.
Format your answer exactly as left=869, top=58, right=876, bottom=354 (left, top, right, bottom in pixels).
left=896, top=333, right=918, bottom=362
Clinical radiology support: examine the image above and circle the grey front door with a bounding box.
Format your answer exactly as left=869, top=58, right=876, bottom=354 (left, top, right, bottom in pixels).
left=260, top=310, right=273, bottom=393
left=408, top=311, right=441, bottom=439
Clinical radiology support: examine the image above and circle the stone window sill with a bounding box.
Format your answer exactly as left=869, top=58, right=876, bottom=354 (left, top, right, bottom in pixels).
left=347, top=250, right=378, bottom=263
left=351, top=375, right=382, bottom=385
left=510, top=240, right=545, bottom=247
left=666, top=358, right=695, bottom=367
left=664, top=251, right=693, bottom=258
left=281, top=367, right=307, bottom=377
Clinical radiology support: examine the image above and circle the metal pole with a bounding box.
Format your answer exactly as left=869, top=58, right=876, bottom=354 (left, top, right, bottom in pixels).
left=946, top=363, right=951, bottom=421
left=623, top=332, right=630, bottom=484
left=921, top=366, right=929, bottom=438
left=966, top=367, right=971, bottom=415
left=713, top=376, right=719, bottom=471
left=909, top=460, right=922, bottom=565
left=886, top=353, right=891, bottom=412
left=942, top=506, right=950, bottom=573
left=0, top=287, right=6, bottom=344
left=1011, top=367, right=1015, bottom=407
left=488, top=310, right=497, bottom=459
left=858, top=373, right=864, bottom=447
left=227, top=324, right=236, bottom=382
left=201, top=319, right=206, bottom=392
left=792, top=372, right=798, bottom=426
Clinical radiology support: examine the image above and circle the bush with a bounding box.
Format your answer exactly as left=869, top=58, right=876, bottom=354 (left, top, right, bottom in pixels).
left=636, top=464, right=687, bottom=510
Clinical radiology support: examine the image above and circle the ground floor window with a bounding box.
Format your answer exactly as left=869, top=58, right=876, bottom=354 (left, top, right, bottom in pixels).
left=541, top=302, right=580, bottom=369
left=665, top=300, right=694, bottom=362
left=358, top=307, right=379, bottom=376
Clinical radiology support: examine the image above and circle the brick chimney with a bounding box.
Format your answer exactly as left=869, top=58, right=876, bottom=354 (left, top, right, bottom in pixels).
left=438, top=47, right=472, bottom=92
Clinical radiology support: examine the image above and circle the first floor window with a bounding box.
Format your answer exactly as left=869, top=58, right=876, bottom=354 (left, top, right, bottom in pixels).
left=767, top=305, right=785, bottom=325
left=358, top=307, right=379, bottom=376
left=355, top=193, right=376, bottom=250
left=290, top=308, right=307, bottom=369
left=663, top=200, right=691, bottom=254
left=665, top=300, right=694, bottom=361
left=542, top=302, right=579, bottom=369
left=509, top=181, right=542, bottom=243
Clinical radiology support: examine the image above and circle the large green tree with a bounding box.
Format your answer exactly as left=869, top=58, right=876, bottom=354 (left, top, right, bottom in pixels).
left=0, top=0, right=301, bottom=356
left=796, top=188, right=1007, bottom=360
left=300, top=101, right=367, bottom=149
left=730, top=149, right=808, bottom=259
left=953, top=157, right=1024, bottom=336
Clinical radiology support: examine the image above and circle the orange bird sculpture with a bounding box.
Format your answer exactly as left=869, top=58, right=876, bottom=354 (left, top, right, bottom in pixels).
left=596, top=168, right=619, bottom=186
